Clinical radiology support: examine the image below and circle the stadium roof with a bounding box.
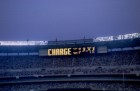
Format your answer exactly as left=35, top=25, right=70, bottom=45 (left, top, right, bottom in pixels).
left=0, top=33, right=139, bottom=46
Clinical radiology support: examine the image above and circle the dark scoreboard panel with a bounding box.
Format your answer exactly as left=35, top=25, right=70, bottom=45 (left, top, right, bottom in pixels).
left=39, top=46, right=108, bottom=56
left=97, top=46, right=108, bottom=53
left=39, top=47, right=95, bottom=56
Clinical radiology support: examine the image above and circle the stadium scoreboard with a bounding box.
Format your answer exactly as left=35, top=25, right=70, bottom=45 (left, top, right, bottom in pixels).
left=39, top=47, right=95, bottom=56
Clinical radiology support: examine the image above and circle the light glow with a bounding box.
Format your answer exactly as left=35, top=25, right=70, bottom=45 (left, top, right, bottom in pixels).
left=0, top=41, right=48, bottom=46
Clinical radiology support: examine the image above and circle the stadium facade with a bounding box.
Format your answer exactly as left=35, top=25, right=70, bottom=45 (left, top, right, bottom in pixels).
left=0, top=33, right=140, bottom=91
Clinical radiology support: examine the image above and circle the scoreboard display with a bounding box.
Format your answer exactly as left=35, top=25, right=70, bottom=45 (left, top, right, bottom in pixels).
left=39, top=47, right=95, bottom=56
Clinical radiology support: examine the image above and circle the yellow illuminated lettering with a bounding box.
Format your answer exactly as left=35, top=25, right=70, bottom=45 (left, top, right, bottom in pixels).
left=63, top=48, right=67, bottom=55
left=51, top=49, right=55, bottom=55
left=67, top=48, right=71, bottom=55
left=56, top=49, right=60, bottom=55
left=87, top=47, right=91, bottom=51
left=92, top=47, right=95, bottom=53
left=48, top=49, right=52, bottom=56
left=59, top=49, right=63, bottom=55
left=82, top=47, right=86, bottom=52
left=47, top=47, right=95, bottom=56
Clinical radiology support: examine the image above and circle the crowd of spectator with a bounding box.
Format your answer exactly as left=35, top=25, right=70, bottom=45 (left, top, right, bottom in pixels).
left=0, top=50, right=140, bottom=90
left=0, top=50, right=140, bottom=77
left=0, top=81, right=139, bottom=91
left=0, top=65, right=139, bottom=77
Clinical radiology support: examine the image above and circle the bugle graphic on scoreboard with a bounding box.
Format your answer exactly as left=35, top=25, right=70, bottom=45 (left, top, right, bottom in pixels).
left=39, top=47, right=95, bottom=56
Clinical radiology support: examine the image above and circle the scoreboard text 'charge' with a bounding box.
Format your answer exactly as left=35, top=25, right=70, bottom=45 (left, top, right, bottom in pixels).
left=48, top=48, right=71, bottom=56
left=39, top=47, right=95, bottom=56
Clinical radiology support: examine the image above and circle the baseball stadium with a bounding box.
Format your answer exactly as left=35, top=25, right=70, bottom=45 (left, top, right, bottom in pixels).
left=0, top=33, right=140, bottom=91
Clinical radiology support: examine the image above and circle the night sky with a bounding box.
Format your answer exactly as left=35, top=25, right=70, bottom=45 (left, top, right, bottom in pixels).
left=0, top=0, right=140, bottom=41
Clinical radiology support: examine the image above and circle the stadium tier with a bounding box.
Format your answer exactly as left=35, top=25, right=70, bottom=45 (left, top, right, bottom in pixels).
left=0, top=33, right=140, bottom=91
